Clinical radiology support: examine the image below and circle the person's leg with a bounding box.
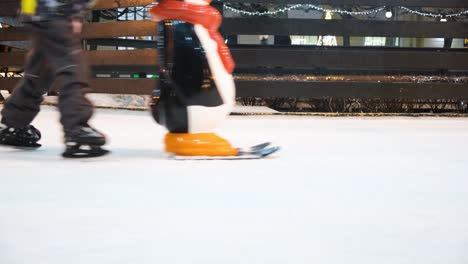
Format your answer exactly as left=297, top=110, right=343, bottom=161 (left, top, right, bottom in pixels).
left=0, top=24, right=47, bottom=147
left=39, top=20, right=107, bottom=157
left=1, top=24, right=48, bottom=128
left=40, top=20, right=94, bottom=135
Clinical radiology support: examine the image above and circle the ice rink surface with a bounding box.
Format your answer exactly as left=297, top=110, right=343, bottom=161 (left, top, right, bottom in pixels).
left=1, top=106, right=468, bottom=264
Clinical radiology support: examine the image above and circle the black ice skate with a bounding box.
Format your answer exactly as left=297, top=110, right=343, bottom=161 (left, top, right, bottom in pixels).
left=0, top=124, right=42, bottom=149
left=63, top=126, right=109, bottom=158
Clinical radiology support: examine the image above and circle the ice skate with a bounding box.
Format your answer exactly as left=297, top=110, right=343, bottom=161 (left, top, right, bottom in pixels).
left=0, top=124, right=42, bottom=149
left=62, top=126, right=109, bottom=158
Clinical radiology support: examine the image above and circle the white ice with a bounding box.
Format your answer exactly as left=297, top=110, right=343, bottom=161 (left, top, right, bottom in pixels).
left=1, top=106, right=468, bottom=264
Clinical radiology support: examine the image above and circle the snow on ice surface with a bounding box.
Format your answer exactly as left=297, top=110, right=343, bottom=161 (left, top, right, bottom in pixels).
left=1, top=106, right=468, bottom=264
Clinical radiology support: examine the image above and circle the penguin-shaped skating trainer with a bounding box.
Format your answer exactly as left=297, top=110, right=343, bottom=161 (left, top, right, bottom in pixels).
left=150, top=0, right=279, bottom=158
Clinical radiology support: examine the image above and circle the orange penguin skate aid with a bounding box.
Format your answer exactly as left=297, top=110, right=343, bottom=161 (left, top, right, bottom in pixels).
left=165, top=133, right=238, bottom=156
left=149, top=0, right=279, bottom=159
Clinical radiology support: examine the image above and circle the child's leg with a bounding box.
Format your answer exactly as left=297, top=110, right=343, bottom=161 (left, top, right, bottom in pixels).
left=38, top=20, right=94, bottom=135
left=37, top=20, right=108, bottom=157
left=1, top=25, right=47, bottom=128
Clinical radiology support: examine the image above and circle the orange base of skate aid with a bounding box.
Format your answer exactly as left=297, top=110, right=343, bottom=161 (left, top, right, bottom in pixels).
left=164, top=133, right=239, bottom=156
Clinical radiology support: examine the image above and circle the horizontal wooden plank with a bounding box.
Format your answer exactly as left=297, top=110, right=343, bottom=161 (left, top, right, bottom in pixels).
left=3, top=0, right=468, bottom=17
left=236, top=80, right=468, bottom=99
left=88, top=50, right=156, bottom=66
left=3, top=77, right=468, bottom=99
left=0, top=27, right=27, bottom=42
left=0, top=50, right=157, bottom=67
left=0, top=20, right=156, bottom=42
left=0, top=78, right=155, bottom=95
left=221, top=18, right=468, bottom=38
left=0, top=0, right=17, bottom=17
left=82, top=20, right=156, bottom=39
left=86, top=38, right=157, bottom=49
left=0, top=52, right=24, bottom=67
left=92, top=0, right=154, bottom=10
left=231, top=46, right=468, bottom=70
left=222, top=0, right=468, bottom=8
left=0, top=0, right=153, bottom=16
left=4, top=46, right=468, bottom=72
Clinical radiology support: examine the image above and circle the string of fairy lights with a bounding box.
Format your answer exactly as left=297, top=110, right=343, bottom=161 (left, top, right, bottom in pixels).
left=223, top=4, right=468, bottom=20
left=399, top=6, right=468, bottom=18
left=224, top=4, right=384, bottom=16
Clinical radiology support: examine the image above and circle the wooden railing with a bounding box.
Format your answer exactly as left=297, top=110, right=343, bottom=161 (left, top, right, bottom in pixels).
left=220, top=0, right=468, bottom=99
left=2, top=0, right=468, bottom=99
left=0, top=0, right=155, bottom=16
left=0, top=0, right=157, bottom=95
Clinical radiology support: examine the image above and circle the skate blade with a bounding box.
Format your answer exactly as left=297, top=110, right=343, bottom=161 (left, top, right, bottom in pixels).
left=238, top=142, right=271, bottom=152
left=0, top=142, right=42, bottom=150
left=173, top=146, right=280, bottom=160
left=62, top=146, right=110, bottom=159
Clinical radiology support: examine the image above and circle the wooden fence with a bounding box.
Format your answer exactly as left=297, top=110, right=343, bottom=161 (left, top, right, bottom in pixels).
left=220, top=0, right=468, bottom=99
left=1, top=0, right=468, bottom=99
left=0, top=0, right=157, bottom=95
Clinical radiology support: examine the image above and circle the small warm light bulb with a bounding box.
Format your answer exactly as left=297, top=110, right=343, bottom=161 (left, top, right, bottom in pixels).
left=385, top=11, right=393, bottom=18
